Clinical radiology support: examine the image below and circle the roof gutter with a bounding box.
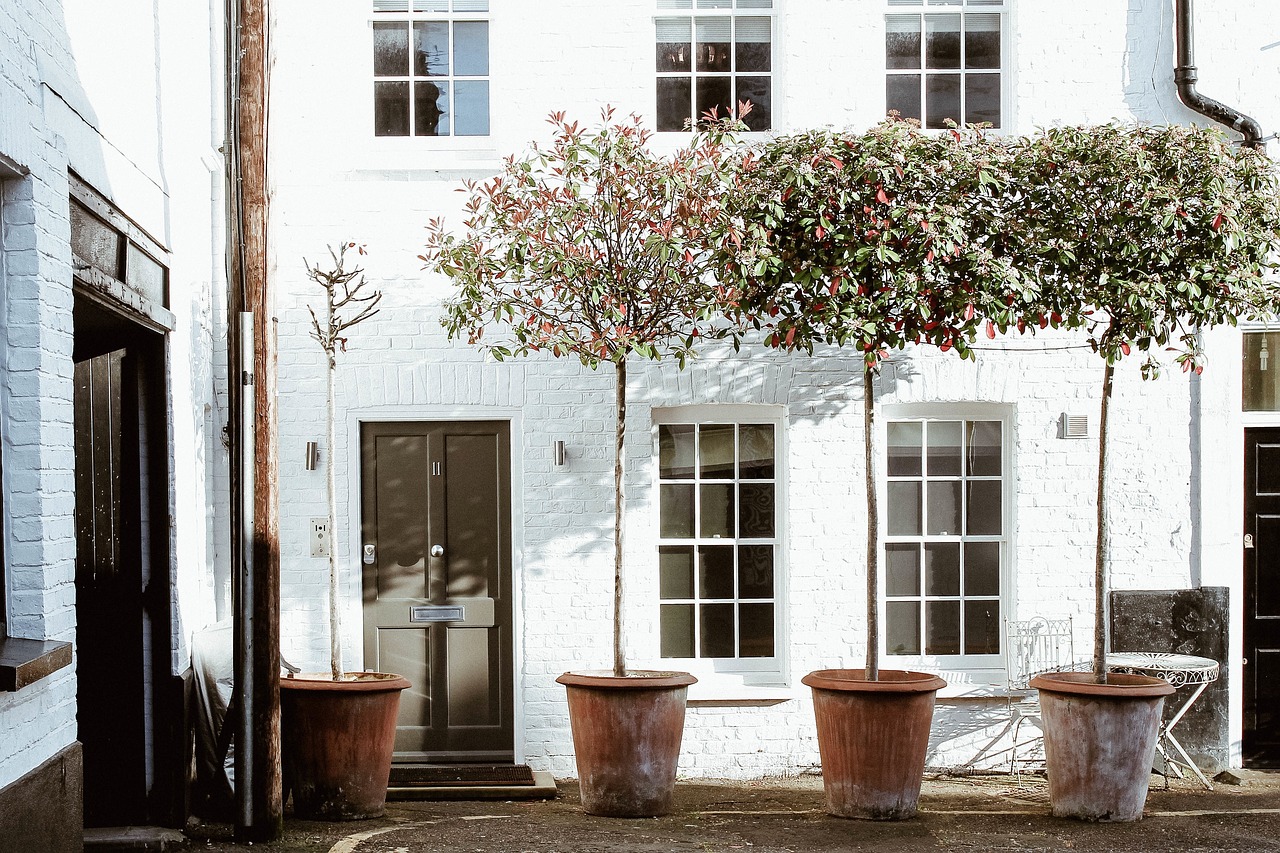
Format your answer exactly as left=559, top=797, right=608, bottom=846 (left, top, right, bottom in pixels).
left=1174, top=0, right=1264, bottom=149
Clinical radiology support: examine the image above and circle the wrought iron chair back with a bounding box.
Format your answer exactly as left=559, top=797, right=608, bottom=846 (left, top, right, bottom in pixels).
left=1004, top=616, right=1075, bottom=774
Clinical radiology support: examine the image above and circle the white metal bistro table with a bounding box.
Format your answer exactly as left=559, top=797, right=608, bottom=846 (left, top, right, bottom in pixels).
left=1105, top=652, right=1220, bottom=789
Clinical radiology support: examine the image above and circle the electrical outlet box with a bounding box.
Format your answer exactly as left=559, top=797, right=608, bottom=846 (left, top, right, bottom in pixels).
left=310, top=518, right=330, bottom=557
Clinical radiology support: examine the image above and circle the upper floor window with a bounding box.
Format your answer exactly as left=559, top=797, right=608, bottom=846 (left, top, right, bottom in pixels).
left=655, top=0, right=773, bottom=132
left=1244, top=331, right=1280, bottom=412
left=886, top=0, right=1005, bottom=129
left=655, top=409, right=781, bottom=681
left=372, top=0, right=490, bottom=137
left=883, top=412, right=1008, bottom=664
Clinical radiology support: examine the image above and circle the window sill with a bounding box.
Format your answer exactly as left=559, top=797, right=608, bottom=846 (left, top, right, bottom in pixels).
left=687, top=683, right=795, bottom=707
left=0, top=637, right=73, bottom=692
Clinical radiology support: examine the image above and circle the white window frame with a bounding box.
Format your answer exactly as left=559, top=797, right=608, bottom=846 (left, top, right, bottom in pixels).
left=654, top=0, right=776, bottom=134
left=651, top=405, right=786, bottom=686
left=884, top=0, right=1009, bottom=131
left=879, top=403, right=1014, bottom=682
left=370, top=0, right=491, bottom=140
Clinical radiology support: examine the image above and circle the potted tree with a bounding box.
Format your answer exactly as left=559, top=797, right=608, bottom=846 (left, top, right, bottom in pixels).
left=1003, top=124, right=1280, bottom=821
left=422, top=108, right=751, bottom=817
left=279, top=243, right=410, bottom=821
left=720, top=119, right=1019, bottom=819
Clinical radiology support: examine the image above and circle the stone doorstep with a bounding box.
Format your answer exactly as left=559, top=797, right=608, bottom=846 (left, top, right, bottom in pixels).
left=387, top=770, right=558, bottom=802
left=83, top=826, right=188, bottom=852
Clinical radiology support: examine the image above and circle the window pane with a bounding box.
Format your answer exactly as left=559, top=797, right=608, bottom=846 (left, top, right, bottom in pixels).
left=660, top=546, right=695, bottom=599
left=964, top=599, right=1000, bottom=654
left=887, top=421, right=922, bottom=476
left=739, top=603, right=774, bottom=657
left=659, top=424, right=696, bottom=478
left=886, top=14, right=922, bottom=70
left=926, top=601, right=961, bottom=655
left=885, top=543, right=920, bottom=596
left=887, top=601, right=921, bottom=654
left=660, top=484, right=695, bottom=537
left=699, top=424, right=735, bottom=477
left=453, top=21, right=488, bottom=75
left=887, top=74, right=922, bottom=120
left=657, top=18, right=693, bottom=71
left=696, top=17, right=731, bottom=71
left=374, top=81, right=410, bottom=136
left=453, top=80, right=489, bottom=135
left=924, top=542, right=960, bottom=595
left=887, top=481, right=922, bottom=535
left=661, top=604, right=695, bottom=657
left=926, top=421, right=962, bottom=476
left=739, top=424, right=774, bottom=479
left=69, top=202, right=122, bottom=279
left=125, top=244, right=166, bottom=306
left=966, top=480, right=1001, bottom=535
left=701, top=603, right=735, bottom=657
left=738, top=483, right=774, bottom=537
left=738, top=545, right=773, bottom=599
left=696, top=76, right=733, bottom=124
left=965, top=73, right=1000, bottom=126
left=964, top=13, right=1000, bottom=69
left=926, top=480, right=961, bottom=535
left=966, top=420, right=1001, bottom=476
left=657, top=77, right=693, bottom=131
left=925, top=14, right=961, bottom=68
left=925, top=73, right=961, bottom=128
left=414, top=80, right=446, bottom=136
left=413, top=21, right=448, bottom=76
left=735, top=16, right=771, bottom=71
left=699, top=545, right=735, bottom=598
left=964, top=541, right=1000, bottom=595
left=700, top=483, right=734, bottom=538
left=737, top=76, right=771, bottom=131
left=374, top=22, right=409, bottom=76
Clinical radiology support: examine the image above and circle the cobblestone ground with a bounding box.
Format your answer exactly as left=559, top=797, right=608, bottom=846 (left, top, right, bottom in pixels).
left=185, top=773, right=1280, bottom=853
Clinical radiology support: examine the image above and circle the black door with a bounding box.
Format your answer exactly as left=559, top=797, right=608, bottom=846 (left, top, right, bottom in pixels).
left=1244, top=427, right=1280, bottom=766
left=360, top=421, right=514, bottom=763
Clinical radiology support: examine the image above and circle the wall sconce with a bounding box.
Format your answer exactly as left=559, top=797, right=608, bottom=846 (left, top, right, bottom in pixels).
left=1262, top=337, right=1270, bottom=372
left=305, top=441, right=320, bottom=470
left=554, top=440, right=566, bottom=466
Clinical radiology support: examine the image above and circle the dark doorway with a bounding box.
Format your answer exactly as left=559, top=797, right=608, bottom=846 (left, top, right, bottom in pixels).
left=73, top=297, right=174, bottom=826
left=360, top=421, right=514, bottom=763
left=1244, top=427, right=1280, bottom=766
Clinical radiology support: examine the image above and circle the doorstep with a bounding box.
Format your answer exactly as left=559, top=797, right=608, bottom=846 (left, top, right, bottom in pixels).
left=84, top=826, right=188, bottom=852
left=387, top=766, right=557, bottom=802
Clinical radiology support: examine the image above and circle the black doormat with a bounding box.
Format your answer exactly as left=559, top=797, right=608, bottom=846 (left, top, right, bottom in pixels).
left=389, top=764, right=536, bottom=788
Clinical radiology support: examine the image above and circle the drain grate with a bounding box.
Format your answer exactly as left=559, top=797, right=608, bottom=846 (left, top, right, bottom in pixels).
left=390, top=764, right=537, bottom=788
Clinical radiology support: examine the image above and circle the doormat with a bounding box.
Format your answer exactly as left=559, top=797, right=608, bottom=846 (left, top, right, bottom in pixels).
left=389, top=764, right=537, bottom=788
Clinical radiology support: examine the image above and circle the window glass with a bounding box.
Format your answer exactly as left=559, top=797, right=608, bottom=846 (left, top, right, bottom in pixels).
left=885, top=415, right=1006, bottom=658
left=1243, top=332, right=1280, bottom=411
left=656, top=1, right=773, bottom=131
left=657, top=418, right=779, bottom=661
left=372, top=2, right=489, bottom=137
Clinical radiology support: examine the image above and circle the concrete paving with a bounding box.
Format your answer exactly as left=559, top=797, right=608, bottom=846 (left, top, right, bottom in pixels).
left=177, top=772, right=1280, bottom=852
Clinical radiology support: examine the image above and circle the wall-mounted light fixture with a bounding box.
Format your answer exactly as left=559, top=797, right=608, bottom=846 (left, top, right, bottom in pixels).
left=554, top=440, right=566, bottom=466
left=1262, top=336, right=1270, bottom=372
left=305, top=441, right=320, bottom=470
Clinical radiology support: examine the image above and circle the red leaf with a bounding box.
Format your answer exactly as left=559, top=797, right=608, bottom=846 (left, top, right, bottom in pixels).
left=964, top=303, right=975, bottom=321
left=683, top=249, right=695, bottom=264
left=985, top=320, right=996, bottom=339
left=1038, top=314, right=1048, bottom=329
left=950, top=129, right=962, bottom=142
left=926, top=250, right=935, bottom=263
left=876, top=187, right=889, bottom=205
left=815, top=225, right=826, bottom=240
left=828, top=156, right=845, bottom=170
left=785, top=326, right=796, bottom=347
left=1120, top=342, right=1131, bottom=356
left=1212, top=212, right=1224, bottom=231
left=829, top=279, right=840, bottom=296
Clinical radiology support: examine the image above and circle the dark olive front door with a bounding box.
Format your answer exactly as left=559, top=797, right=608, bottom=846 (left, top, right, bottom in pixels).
left=1245, top=427, right=1280, bottom=766
left=361, top=421, right=514, bottom=763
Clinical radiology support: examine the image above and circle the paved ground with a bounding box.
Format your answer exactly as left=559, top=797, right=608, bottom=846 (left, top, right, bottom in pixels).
left=183, top=772, right=1280, bottom=852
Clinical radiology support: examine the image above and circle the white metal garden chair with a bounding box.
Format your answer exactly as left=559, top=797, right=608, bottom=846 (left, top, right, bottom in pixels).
left=1005, top=616, right=1075, bottom=774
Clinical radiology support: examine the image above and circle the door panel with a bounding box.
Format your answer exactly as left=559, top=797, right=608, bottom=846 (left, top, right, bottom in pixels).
left=362, top=421, right=513, bottom=763
left=1244, top=428, right=1280, bottom=766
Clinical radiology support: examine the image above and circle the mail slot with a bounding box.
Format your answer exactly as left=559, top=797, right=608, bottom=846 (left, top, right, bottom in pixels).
left=410, top=605, right=465, bottom=623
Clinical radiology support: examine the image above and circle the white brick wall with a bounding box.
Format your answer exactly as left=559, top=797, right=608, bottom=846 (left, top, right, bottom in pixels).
left=267, top=0, right=1280, bottom=777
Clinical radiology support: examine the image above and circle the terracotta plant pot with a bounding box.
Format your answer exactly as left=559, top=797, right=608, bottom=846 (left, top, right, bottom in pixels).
left=280, top=672, right=411, bottom=820
left=556, top=670, right=696, bottom=817
left=1030, top=671, right=1174, bottom=822
left=802, top=669, right=947, bottom=820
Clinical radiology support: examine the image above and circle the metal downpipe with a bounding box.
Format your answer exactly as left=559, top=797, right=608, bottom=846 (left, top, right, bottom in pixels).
left=1174, top=0, right=1263, bottom=149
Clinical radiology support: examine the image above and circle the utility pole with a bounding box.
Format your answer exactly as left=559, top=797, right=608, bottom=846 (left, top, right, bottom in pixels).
left=228, top=0, right=282, bottom=841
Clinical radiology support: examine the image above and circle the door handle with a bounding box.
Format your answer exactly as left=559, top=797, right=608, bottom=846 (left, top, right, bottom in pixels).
left=430, top=544, right=445, bottom=558
left=363, top=543, right=376, bottom=564
left=1245, top=533, right=1255, bottom=549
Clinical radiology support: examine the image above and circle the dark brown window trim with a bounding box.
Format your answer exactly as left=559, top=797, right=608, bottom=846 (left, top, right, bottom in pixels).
left=0, top=637, right=73, bottom=692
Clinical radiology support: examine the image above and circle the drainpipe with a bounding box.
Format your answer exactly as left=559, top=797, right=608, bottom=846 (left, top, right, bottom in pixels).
left=1174, top=0, right=1264, bottom=149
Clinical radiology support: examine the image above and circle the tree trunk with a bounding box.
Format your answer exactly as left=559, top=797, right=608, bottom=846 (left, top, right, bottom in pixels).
left=613, top=358, right=627, bottom=678
left=326, top=349, right=341, bottom=681
left=1093, top=359, right=1114, bottom=683
left=864, top=368, right=880, bottom=681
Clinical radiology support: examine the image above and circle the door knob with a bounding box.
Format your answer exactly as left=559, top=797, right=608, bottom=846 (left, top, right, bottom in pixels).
left=430, top=545, right=445, bottom=558
left=363, top=544, right=376, bottom=564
